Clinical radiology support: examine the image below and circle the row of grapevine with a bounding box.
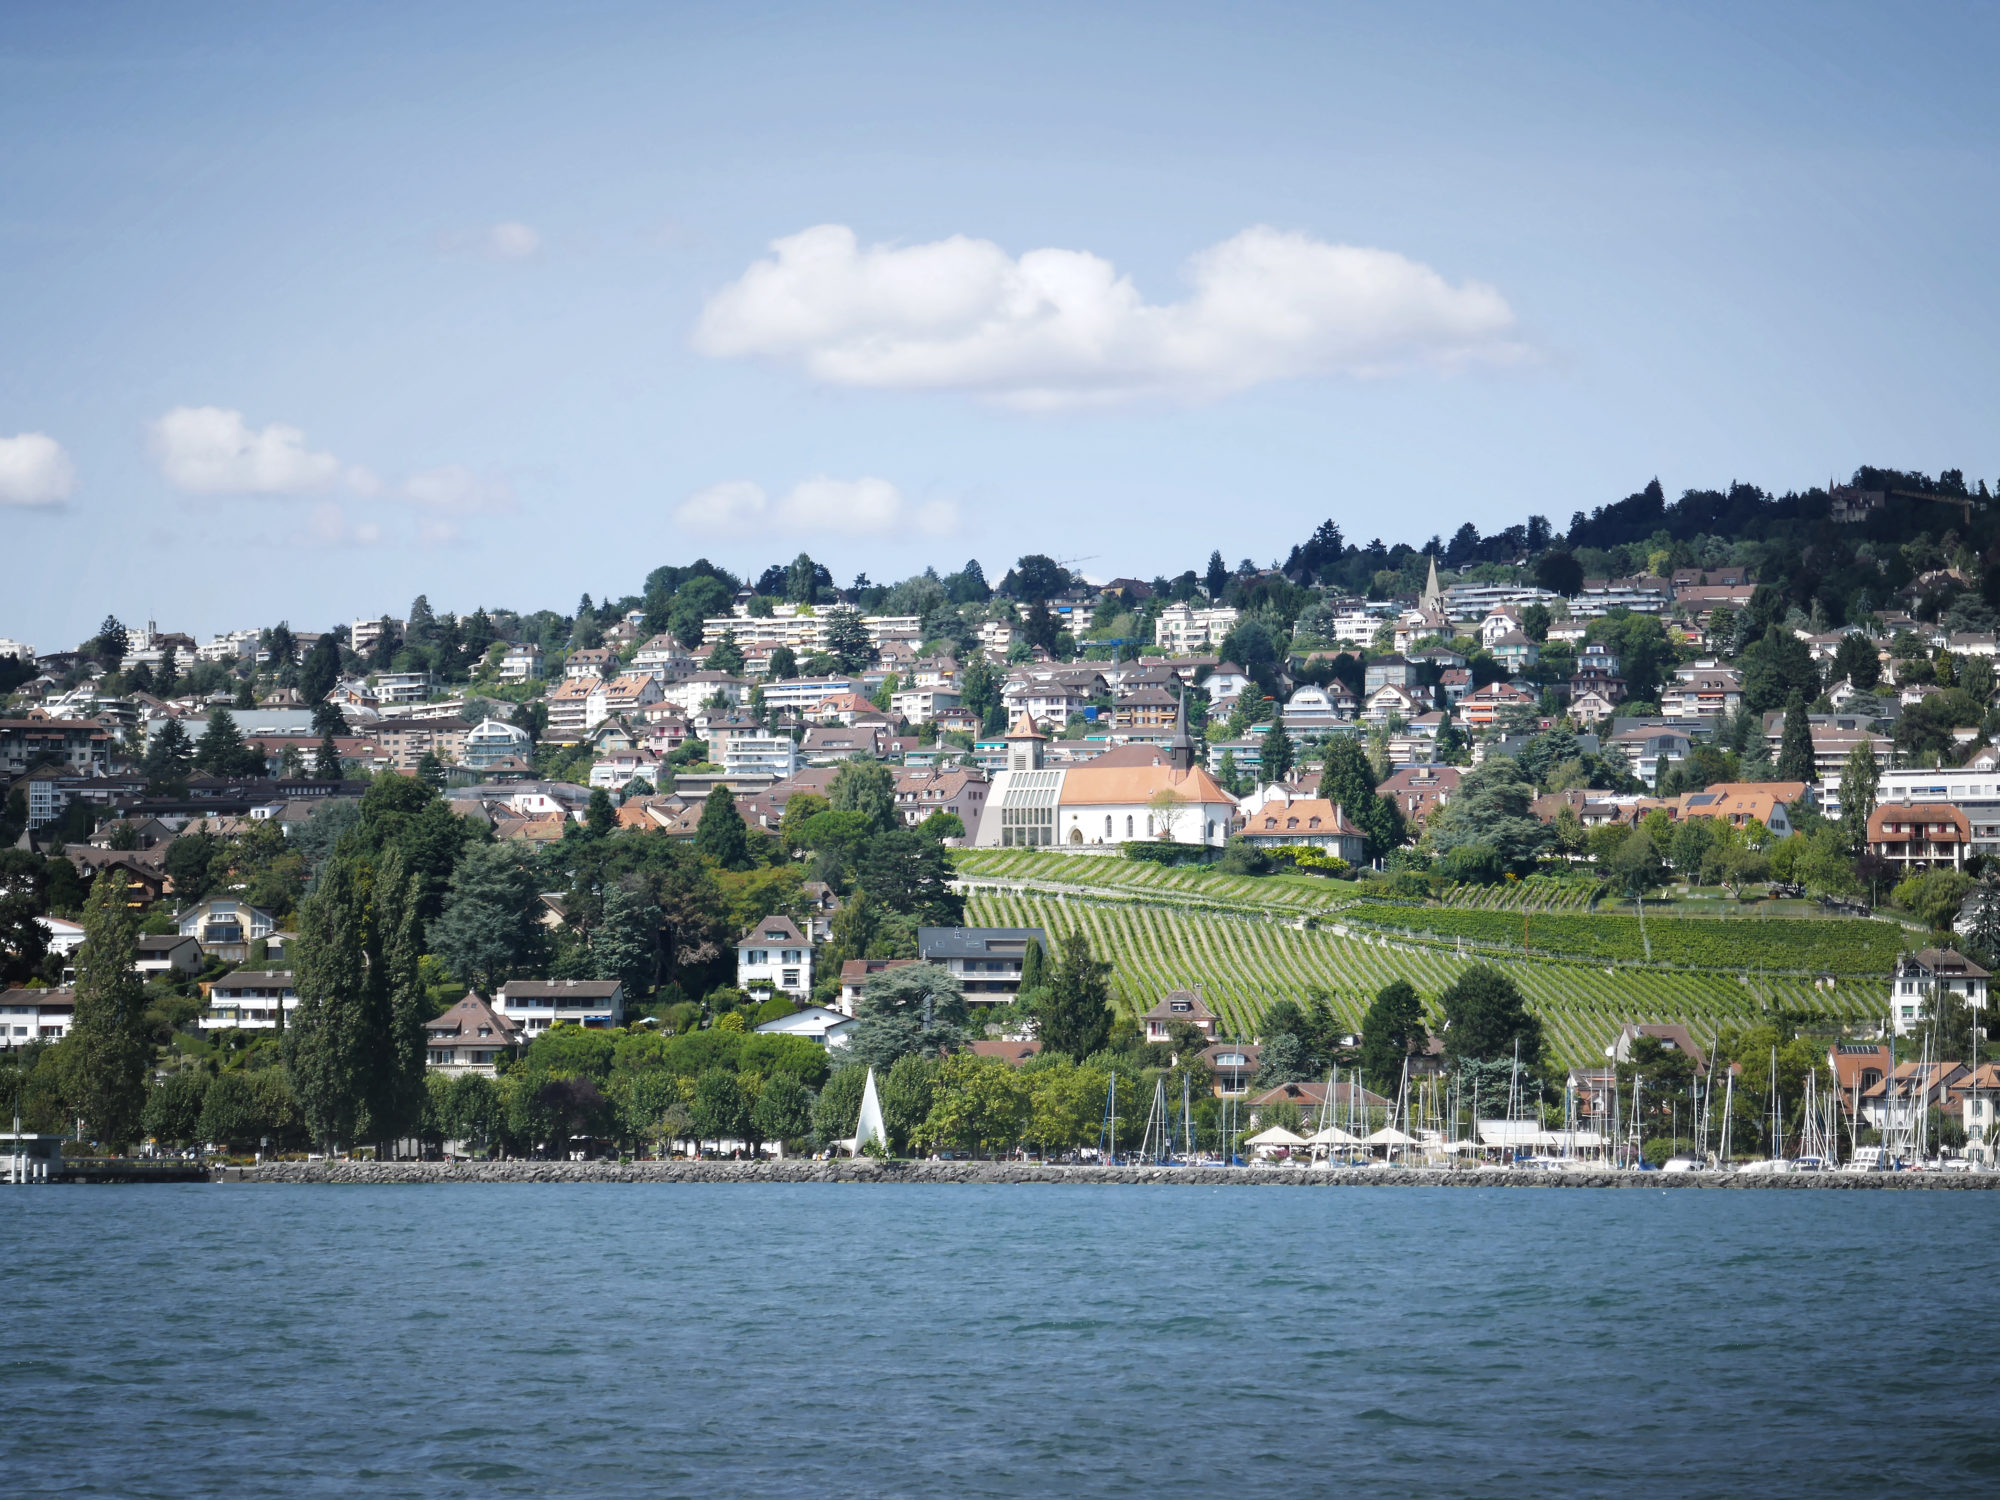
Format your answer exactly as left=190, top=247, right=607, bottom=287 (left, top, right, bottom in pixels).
left=1441, top=876, right=1597, bottom=913
left=965, top=890, right=1888, bottom=1070
left=1338, top=904, right=1905, bottom=975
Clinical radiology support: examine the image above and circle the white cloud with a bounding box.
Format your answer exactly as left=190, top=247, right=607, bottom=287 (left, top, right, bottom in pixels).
left=148, top=406, right=343, bottom=495
left=487, top=221, right=541, bottom=259
left=693, top=223, right=1525, bottom=407
left=674, top=475, right=956, bottom=537
left=306, top=502, right=381, bottom=547
left=0, top=432, right=76, bottom=506
left=402, top=463, right=514, bottom=514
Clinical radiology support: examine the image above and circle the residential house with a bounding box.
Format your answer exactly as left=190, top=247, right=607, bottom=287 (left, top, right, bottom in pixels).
left=888, top=687, right=961, bottom=725
left=893, top=768, right=988, bottom=831
left=631, top=634, right=694, bottom=680
left=1364, top=654, right=1418, bottom=693
left=202, top=969, right=297, bottom=1029
left=1281, top=685, right=1352, bottom=737
left=1142, top=986, right=1221, bottom=1046
left=1154, top=602, right=1238, bottom=653
left=1665, top=782, right=1802, bottom=837
left=0, top=986, right=74, bottom=1045
left=1248, top=1078, right=1391, bottom=1126
left=1889, top=948, right=1988, bottom=1037
left=586, top=672, right=663, bottom=732
left=498, top=643, right=545, bottom=682
left=463, top=717, right=534, bottom=770
left=177, top=898, right=279, bottom=963
left=1479, top=607, right=1525, bottom=649
left=35, top=915, right=86, bottom=958
left=837, top=957, right=918, bottom=1017
left=1660, top=661, right=1744, bottom=721
left=494, top=978, right=625, bottom=1035
left=374, top=671, right=433, bottom=705
left=1201, top=1040, right=1261, bottom=1096
left=565, top=647, right=616, bottom=679
left=1606, top=727, right=1692, bottom=790
left=917, top=926, right=1046, bottom=1005
left=1364, top=682, right=1430, bottom=725
left=543, top=677, right=595, bottom=743
left=0, top=717, right=112, bottom=778
left=738, top=917, right=813, bottom=1001
left=423, top=992, right=523, bottom=1075
left=801, top=725, right=893, bottom=763
left=1490, top=631, right=1539, bottom=674
left=723, top=731, right=800, bottom=781
left=1869, top=801, right=1971, bottom=872
left=1459, top=681, right=1538, bottom=730
left=1238, top=795, right=1367, bottom=862
left=589, top=747, right=665, bottom=792
left=1109, top=685, right=1177, bottom=733
left=659, top=671, right=751, bottom=716
left=1574, top=576, right=1672, bottom=616
left=754, top=1004, right=856, bottom=1049
left=1378, top=763, right=1461, bottom=830
left=134, top=934, right=202, bottom=979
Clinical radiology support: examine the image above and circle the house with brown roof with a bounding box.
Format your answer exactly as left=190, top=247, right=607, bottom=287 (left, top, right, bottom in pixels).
left=1378, top=763, right=1461, bottom=829
left=424, top=992, right=523, bottom=1075
left=1248, top=1078, right=1391, bottom=1126
left=1142, top=986, right=1220, bottom=1047
left=1889, top=948, right=1988, bottom=1037
left=737, top=916, right=812, bottom=1001
left=1870, top=799, right=1973, bottom=873
left=1239, top=797, right=1366, bottom=862
left=495, top=978, right=625, bottom=1034
left=893, top=767, right=988, bottom=831
left=838, top=957, right=918, bottom=1017
left=1604, top=1023, right=1709, bottom=1072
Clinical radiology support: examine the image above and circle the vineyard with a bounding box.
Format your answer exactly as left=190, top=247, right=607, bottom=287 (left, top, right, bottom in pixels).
left=950, top=848, right=1335, bottom=913
left=1439, top=876, right=1598, bottom=912
left=960, top=886, right=1893, bottom=1071
left=1337, top=904, right=1908, bottom=976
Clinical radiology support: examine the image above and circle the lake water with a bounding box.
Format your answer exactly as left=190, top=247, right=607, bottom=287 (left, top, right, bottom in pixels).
left=4, top=1184, right=1996, bottom=1497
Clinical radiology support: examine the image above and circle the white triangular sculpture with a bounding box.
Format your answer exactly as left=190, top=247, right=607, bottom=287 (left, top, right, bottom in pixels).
left=853, top=1066, right=888, bottom=1156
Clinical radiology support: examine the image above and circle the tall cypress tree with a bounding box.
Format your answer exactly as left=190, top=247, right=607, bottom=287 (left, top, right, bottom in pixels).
left=1777, top=690, right=1817, bottom=785
left=1319, top=737, right=1405, bottom=860
left=65, top=873, right=150, bottom=1149
left=1035, top=932, right=1113, bottom=1061
left=285, top=860, right=373, bottom=1150
left=694, top=785, right=750, bottom=869
left=362, top=849, right=429, bottom=1154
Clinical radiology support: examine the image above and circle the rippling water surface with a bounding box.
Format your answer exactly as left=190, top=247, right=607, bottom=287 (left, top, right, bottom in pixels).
left=3, top=1183, right=1997, bottom=1497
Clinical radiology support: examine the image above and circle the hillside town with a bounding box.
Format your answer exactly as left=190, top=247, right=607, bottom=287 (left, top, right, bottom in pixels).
left=5, top=475, right=2000, bottom=1169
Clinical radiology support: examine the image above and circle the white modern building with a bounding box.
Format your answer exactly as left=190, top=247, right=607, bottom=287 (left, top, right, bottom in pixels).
left=722, top=733, right=800, bottom=780
left=494, top=979, right=625, bottom=1035
left=201, top=970, right=298, bottom=1030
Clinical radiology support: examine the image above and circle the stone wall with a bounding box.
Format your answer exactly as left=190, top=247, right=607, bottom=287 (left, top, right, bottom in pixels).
left=215, top=1160, right=2000, bottom=1189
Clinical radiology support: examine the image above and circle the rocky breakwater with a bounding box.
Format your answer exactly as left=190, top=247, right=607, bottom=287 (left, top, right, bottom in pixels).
left=216, top=1161, right=2000, bottom=1188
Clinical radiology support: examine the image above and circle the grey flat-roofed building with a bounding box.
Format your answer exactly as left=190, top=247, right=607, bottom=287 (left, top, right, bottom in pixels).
left=917, top=926, right=1047, bottom=1006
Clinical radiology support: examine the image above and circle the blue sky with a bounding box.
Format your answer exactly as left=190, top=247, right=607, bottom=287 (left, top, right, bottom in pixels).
left=4, top=1, right=1998, bottom=645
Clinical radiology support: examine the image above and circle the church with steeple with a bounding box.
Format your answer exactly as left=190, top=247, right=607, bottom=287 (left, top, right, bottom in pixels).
left=972, top=691, right=1238, bottom=849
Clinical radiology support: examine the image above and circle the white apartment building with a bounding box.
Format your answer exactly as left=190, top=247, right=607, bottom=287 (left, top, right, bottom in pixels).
left=196, top=629, right=261, bottom=663
left=723, top=732, right=801, bottom=780
left=0, top=638, right=36, bottom=662
left=977, top=620, right=1017, bottom=653
left=1154, top=602, right=1239, bottom=653
left=585, top=672, right=663, bottom=731
left=349, top=617, right=404, bottom=657
left=494, top=979, right=625, bottom=1035
left=737, top=917, right=813, bottom=1000
left=201, top=970, right=299, bottom=1030
left=375, top=671, right=432, bottom=705
left=889, top=688, right=961, bottom=725
left=1876, top=750, right=2000, bottom=858
left=463, top=717, right=533, bottom=769
left=658, top=672, right=750, bottom=715
left=0, top=987, right=73, bottom=1046
left=758, top=676, right=857, bottom=714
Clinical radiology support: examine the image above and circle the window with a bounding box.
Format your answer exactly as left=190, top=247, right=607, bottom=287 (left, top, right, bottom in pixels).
left=782, top=969, right=800, bottom=987
left=1125, top=816, right=1133, bottom=837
